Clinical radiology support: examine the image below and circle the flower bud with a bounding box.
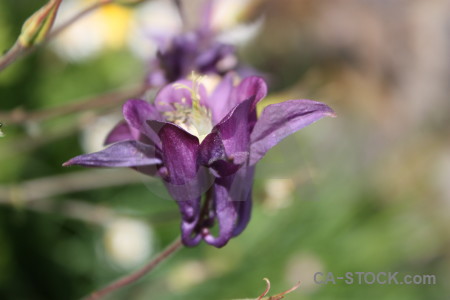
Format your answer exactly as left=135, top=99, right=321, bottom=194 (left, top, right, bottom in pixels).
left=18, top=0, right=61, bottom=48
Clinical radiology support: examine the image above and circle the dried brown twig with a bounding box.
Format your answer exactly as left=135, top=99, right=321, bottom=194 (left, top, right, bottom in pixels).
left=0, top=169, right=146, bottom=204
left=0, top=83, right=147, bottom=125
left=234, top=279, right=301, bottom=300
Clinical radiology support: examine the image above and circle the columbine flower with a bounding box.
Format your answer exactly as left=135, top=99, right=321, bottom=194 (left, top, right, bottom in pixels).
left=145, top=0, right=260, bottom=86
left=147, top=31, right=238, bottom=86
left=63, top=75, right=335, bottom=247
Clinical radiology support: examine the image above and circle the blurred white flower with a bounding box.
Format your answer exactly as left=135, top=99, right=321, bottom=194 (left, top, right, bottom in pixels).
left=285, top=252, right=324, bottom=293
left=167, top=260, right=210, bottom=292
left=50, top=0, right=263, bottom=62
left=211, top=0, right=253, bottom=30
left=216, top=16, right=264, bottom=46
left=50, top=0, right=182, bottom=61
left=80, top=113, right=122, bottom=153
left=51, top=0, right=133, bottom=61
left=103, top=218, right=154, bottom=268
left=127, top=0, right=182, bottom=60
left=212, top=0, right=264, bottom=45
left=263, top=178, right=295, bottom=212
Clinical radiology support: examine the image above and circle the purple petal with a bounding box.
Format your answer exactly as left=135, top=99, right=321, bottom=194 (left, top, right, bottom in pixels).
left=249, top=99, right=336, bottom=165
left=204, top=166, right=254, bottom=247
left=180, top=219, right=202, bottom=247
left=230, top=76, right=267, bottom=109
left=160, top=33, right=199, bottom=82
left=232, top=195, right=252, bottom=237
left=203, top=182, right=238, bottom=248
left=207, top=73, right=235, bottom=124
left=63, top=141, right=161, bottom=168
left=205, top=76, right=266, bottom=130
left=216, top=98, right=252, bottom=154
left=154, top=79, right=209, bottom=112
left=147, top=68, right=168, bottom=87
left=200, top=0, right=214, bottom=34
left=196, top=43, right=236, bottom=74
left=150, top=121, right=212, bottom=247
left=123, top=99, right=162, bottom=145
left=231, top=166, right=255, bottom=237
left=152, top=120, right=202, bottom=199
left=199, top=98, right=253, bottom=177
left=104, top=121, right=136, bottom=145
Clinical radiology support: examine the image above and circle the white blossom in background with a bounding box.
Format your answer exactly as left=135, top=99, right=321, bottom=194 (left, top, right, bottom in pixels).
left=51, top=0, right=133, bottom=61
left=263, top=178, right=295, bottom=212
left=216, top=16, right=264, bottom=46
left=285, top=252, right=324, bottom=293
left=127, top=0, right=182, bottom=60
left=211, top=0, right=253, bottom=30
left=52, top=0, right=179, bottom=61
left=212, top=0, right=264, bottom=45
left=80, top=114, right=122, bottom=153
left=167, top=260, right=210, bottom=292
left=50, top=0, right=262, bottom=62
left=103, top=218, right=154, bottom=269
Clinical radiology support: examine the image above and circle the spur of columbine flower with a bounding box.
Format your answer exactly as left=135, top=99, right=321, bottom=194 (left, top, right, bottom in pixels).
left=63, top=74, right=335, bottom=247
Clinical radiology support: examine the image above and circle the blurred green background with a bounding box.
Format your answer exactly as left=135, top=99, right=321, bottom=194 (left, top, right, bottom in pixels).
left=1, top=0, right=449, bottom=299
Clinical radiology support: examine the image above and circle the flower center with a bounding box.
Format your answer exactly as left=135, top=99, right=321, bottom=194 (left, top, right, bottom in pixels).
left=163, top=74, right=213, bottom=142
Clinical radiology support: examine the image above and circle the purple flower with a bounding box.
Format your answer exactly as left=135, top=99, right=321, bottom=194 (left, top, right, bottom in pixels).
left=63, top=75, right=335, bottom=247
left=146, top=1, right=247, bottom=87
left=147, top=30, right=238, bottom=87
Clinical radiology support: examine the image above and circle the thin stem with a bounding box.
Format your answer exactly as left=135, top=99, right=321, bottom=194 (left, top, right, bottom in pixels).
left=0, top=42, right=24, bottom=71
left=0, top=169, right=147, bottom=204
left=0, top=83, right=147, bottom=125
left=257, top=278, right=271, bottom=300
left=274, top=281, right=301, bottom=298
left=84, top=237, right=183, bottom=300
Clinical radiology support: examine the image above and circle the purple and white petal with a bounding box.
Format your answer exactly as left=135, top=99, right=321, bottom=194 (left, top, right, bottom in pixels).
left=206, top=73, right=235, bottom=124
left=154, top=79, right=209, bottom=112
left=123, top=99, right=162, bottom=145
left=230, top=76, right=267, bottom=108
left=249, top=99, right=335, bottom=165
left=63, top=141, right=161, bottom=168
left=104, top=121, right=136, bottom=145
left=199, top=98, right=253, bottom=176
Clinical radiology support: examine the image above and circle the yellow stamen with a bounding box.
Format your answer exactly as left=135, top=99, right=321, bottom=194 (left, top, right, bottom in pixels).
left=164, top=72, right=213, bottom=142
